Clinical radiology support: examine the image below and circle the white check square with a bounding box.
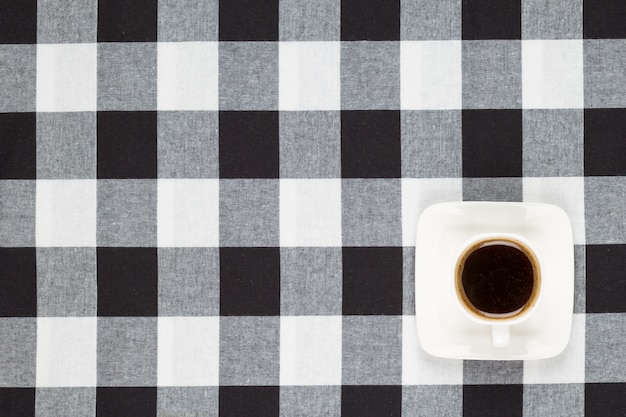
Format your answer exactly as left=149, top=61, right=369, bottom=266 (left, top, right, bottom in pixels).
left=36, top=318, right=97, bottom=387
left=280, top=179, right=342, bottom=247
left=279, top=42, right=340, bottom=110
left=157, top=317, right=219, bottom=386
left=522, top=40, right=583, bottom=109
left=157, top=179, right=219, bottom=247
left=158, top=42, right=219, bottom=110
left=401, top=41, right=462, bottom=110
left=37, top=43, right=97, bottom=112
left=36, top=180, right=96, bottom=247
left=280, top=316, right=342, bottom=385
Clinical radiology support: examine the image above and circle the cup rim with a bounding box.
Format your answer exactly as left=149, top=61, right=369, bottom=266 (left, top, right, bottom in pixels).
left=452, top=233, right=543, bottom=325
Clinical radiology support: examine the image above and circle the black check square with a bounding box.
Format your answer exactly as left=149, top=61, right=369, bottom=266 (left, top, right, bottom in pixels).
left=97, top=111, right=157, bottom=179
left=585, top=383, right=626, bottom=417
left=97, top=248, right=157, bottom=317
left=220, top=247, right=280, bottom=316
left=462, top=0, right=521, bottom=40
left=342, top=247, right=403, bottom=315
left=0, top=113, right=35, bottom=179
left=96, top=387, right=156, bottom=417
left=219, top=386, right=279, bottom=417
left=341, top=111, right=401, bottom=178
left=0, top=248, right=36, bottom=317
left=341, top=0, right=400, bottom=41
left=0, top=388, right=34, bottom=417
left=341, top=386, right=401, bottom=417
left=219, top=111, right=279, bottom=179
left=97, top=0, right=157, bottom=42
left=463, top=385, right=523, bottom=417
left=462, top=110, right=522, bottom=178
left=584, top=109, right=626, bottom=176
left=0, top=0, right=36, bottom=44
left=583, top=0, right=626, bottom=39
left=219, top=0, right=279, bottom=41
left=586, top=245, right=626, bottom=313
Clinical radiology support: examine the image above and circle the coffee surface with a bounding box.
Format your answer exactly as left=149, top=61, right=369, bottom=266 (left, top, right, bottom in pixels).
left=461, top=244, right=534, bottom=314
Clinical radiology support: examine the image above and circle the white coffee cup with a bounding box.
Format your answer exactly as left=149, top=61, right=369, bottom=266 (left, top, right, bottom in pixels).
left=452, top=233, right=543, bottom=349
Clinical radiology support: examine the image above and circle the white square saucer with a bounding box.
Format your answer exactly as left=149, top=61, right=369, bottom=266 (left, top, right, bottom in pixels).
left=415, top=202, right=574, bottom=360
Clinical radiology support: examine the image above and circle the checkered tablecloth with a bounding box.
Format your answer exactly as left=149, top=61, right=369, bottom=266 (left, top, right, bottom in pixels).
left=0, top=0, right=625, bottom=416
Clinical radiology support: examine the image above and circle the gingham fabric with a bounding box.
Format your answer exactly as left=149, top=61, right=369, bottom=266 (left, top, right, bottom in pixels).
left=0, top=0, right=624, bottom=416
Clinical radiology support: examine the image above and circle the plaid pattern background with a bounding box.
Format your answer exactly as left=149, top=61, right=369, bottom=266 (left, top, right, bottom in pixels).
left=0, top=0, right=625, bottom=415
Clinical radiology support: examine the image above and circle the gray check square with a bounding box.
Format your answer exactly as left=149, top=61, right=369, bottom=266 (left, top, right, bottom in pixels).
left=463, top=178, right=523, bottom=202
left=97, top=180, right=157, bottom=247
left=463, top=361, right=523, bottom=384
left=574, top=245, right=585, bottom=314
left=341, top=42, right=400, bottom=110
left=402, top=386, right=462, bottom=417
left=584, top=40, right=626, bottom=108
left=279, top=111, right=341, bottom=178
left=0, top=45, right=35, bottom=112
left=0, top=318, right=35, bottom=387
left=219, top=179, right=279, bottom=246
left=342, top=179, right=402, bottom=246
left=585, top=313, right=626, bottom=382
left=280, top=247, right=342, bottom=315
left=523, top=109, right=583, bottom=177
left=97, top=317, right=157, bottom=386
left=158, top=0, right=218, bottom=41
left=37, top=0, right=97, bottom=43
left=35, top=388, right=96, bottom=417
left=279, top=0, right=340, bottom=41
left=37, top=248, right=97, bottom=317
left=523, top=384, right=584, bottom=417
left=36, top=112, right=96, bottom=179
left=219, top=316, right=279, bottom=386
left=522, top=0, right=582, bottom=39
left=97, top=43, right=157, bottom=111
left=279, top=387, right=341, bottom=417
left=401, top=110, right=462, bottom=178
left=342, top=316, right=402, bottom=385
left=585, top=177, right=626, bottom=244
left=219, top=42, right=278, bottom=110
left=0, top=180, right=35, bottom=247
left=403, top=247, right=415, bottom=315
left=158, top=248, right=219, bottom=316
left=157, top=111, right=218, bottom=178
left=462, top=41, right=521, bottom=109
left=157, top=387, right=218, bottom=417
left=401, top=0, right=461, bottom=40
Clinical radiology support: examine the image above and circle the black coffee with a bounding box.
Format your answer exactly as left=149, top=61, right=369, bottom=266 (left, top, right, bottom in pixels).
left=459, top=243, right=535, bottom=315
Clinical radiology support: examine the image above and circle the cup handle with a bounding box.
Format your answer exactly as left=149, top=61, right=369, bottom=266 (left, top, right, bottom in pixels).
left=491, top=324, right=510, bottom=348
